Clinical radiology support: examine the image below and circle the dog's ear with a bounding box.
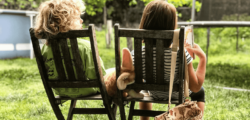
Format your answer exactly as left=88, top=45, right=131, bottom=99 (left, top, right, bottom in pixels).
left=122, top=48, right=133, bottom=70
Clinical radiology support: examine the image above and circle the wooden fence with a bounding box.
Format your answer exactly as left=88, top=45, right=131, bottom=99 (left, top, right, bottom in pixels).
left=178, top=21, right=250, bottom=62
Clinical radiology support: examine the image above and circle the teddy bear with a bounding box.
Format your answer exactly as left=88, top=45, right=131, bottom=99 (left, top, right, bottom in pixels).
left=104, top=48, right=144, bottom=99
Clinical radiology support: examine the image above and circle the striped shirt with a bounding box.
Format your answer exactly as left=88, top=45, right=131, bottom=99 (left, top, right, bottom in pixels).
left=131, top=47, right=193, bottom=100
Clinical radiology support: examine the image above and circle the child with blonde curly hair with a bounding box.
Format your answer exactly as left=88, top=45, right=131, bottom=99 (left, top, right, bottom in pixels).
left=35, top=0, right=84, bottom=43
left=34, top=0, right=106, bottom=98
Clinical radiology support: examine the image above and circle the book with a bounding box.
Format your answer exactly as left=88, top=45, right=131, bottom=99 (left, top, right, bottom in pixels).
left=184, top=25, right=195, bottom=59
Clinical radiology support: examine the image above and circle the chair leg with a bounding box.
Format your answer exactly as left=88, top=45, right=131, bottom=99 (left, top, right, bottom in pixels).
left=51, top=104, right=65, bottom=120
left=112, top=103, right=118, bottom=120
left=46, top=90, right=65, bottom=120
left=118, top=101, right=126, bottom=120
left=67, top=100, right=77, bottom=120
left=128, top=101, right=135, bottom=120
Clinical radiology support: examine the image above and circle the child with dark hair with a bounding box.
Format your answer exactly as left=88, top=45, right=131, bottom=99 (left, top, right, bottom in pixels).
left=132, top=0, right=206, bottom=119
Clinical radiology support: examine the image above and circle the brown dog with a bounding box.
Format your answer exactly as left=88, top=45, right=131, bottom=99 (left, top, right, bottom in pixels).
left=104, top=48, right=144, bottom=98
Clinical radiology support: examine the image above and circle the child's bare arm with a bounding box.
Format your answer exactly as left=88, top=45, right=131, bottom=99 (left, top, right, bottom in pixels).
left=186, top=44, right=206, bottom=92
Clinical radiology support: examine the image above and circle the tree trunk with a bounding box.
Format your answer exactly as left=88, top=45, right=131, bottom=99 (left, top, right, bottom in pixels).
left=126, top=37, right=133, bottom=51
left=103, top=5, right=107, bottom=26
left=104, top=5, right=110, bottom=48
left=124, top=9, right=133, bottom=51
left=106, top=20, right=112, bottom=48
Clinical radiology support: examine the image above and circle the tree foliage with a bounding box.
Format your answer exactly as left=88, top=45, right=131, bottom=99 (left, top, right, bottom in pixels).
left=83, top=0, right=138, bottom=16
left=0, top=0, right=46, bottom=10
left=141, top=0, right=201, bottom=12
left=0, top=0, right=201, bottom=15
left=82, top=0, right=107, bottom=16
left=83, top=0, right=201, bottom=16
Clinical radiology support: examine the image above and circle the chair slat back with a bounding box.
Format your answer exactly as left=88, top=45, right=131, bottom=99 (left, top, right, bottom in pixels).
left=156, top=39, right=165, bottom=83
left=50, top=37, right=88, bottom=81
left=69, top=37, right=86, bottom=80
left=50, top=38, right=67, bottom=80
left=30, top=24, right=102, bottom=83
left=133, top=38, right=143, bottom=84
left=115, top=23, right=185, bottom=93
left=59, top=38, right=76, bottom=80
left=144, top=39, right=154, bottom=83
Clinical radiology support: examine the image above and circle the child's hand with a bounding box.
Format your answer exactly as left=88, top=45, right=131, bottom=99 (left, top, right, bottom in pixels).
left=185, top=43, right=206, bottom=60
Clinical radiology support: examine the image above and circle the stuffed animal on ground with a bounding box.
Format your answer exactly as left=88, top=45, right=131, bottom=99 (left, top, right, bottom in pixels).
left=155, top=100, right=202, bottom=120
left=104, top=48, right=144, bottom=98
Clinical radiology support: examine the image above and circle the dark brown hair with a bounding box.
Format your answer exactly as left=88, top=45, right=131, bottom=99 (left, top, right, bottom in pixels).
left=139, top=0, right=177, bottom=47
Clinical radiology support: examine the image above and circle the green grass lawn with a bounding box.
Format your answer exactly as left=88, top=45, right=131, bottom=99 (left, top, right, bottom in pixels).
left=1, top=30, right=250, bottom=119
left=1, top=59, right=249, bottom=120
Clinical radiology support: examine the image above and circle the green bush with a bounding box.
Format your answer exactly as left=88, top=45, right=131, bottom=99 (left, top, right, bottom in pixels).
left=193, top=28, right=250, bottom=55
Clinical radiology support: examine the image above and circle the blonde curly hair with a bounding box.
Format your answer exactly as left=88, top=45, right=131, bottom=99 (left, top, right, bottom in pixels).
left=34, top=0, right=85, bottom=44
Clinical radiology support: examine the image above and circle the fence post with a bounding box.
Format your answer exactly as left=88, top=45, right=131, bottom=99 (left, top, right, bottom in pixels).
left=191, top=0, right=196, bottom=21
left=236, top=0, right=239, bottom=52
left=27, top=13, right=36, bottom=59
left=126, top=37, right=133, bottom=51
left=206, top=27, right=210, bottom=63
left=236, top=27, right=239, bottom=52
left=106, top=20, right=112, bottom=48
left=103, top=5, right=107, bottom=26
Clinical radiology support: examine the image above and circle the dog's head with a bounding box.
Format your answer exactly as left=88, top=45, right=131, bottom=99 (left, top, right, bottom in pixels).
left=117, top=48, right=135, bottom=90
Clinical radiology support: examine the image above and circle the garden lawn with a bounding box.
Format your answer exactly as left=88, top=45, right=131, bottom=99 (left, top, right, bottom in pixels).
left=1, top=59, right=250, bottom=119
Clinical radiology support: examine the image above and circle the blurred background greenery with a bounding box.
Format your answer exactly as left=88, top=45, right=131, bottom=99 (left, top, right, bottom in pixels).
left=1, top=0, right=250, bottom=119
